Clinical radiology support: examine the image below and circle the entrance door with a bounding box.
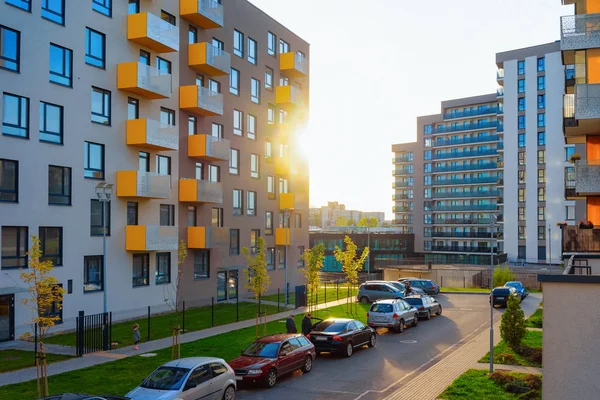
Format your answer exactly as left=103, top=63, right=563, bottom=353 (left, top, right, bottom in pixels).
left=0, top=295, right=15, bottom=342
left=217, top=272, right=227, bottom=302
left=228, top=271, right=238, bottom=300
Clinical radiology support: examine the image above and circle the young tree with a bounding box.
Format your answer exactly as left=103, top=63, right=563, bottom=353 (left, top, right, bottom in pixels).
left=367, top=217, right=379, bottom=228
left=243, top=237, right=271, bottom=318
left=301, top=243, right=325, bottom=313
left=20, top=236, right=66, bottom=398
left=500, top=295, right=526, bottom=349
left=493, top=266, right=516, bottom=288
left=163, top=240, right=188, bottom=359
left=336, top=216, right=349, bottom=226
left=334, top=236, right=369, bottom=313
left=357, top=217, right=369, bottom=227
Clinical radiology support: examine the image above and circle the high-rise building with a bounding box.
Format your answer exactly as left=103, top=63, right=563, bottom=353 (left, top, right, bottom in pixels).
left=392, top=94, right=504, bottom=265
left=0, top=0, right=309, bottom=341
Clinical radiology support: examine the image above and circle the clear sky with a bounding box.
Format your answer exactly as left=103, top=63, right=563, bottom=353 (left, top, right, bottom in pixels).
left=249, top=0, right=572, bottom=219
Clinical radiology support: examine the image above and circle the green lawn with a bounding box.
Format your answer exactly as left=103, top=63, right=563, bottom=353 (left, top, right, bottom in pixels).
left=0, top=350, right=73, bottom=373
left=479, top=330, right=543, bottom=367
left=439, top=369, right=541, bottom=400
left=45, top=302, right=280, bottom=348
left=525, top=308, right=543, bottom=329
left=0, top=303, right=370, bottom=400
left=262, top=285, right=359, bottom=306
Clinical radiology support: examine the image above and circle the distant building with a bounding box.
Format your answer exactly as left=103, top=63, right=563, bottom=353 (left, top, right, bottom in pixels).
left=310, top=201, right=386, bottom=229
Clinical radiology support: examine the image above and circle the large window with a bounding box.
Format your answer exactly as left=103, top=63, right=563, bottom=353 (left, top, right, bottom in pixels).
left=127, top=202, right=138, bottom=225
left=212, top=122, right=223, bottom=138
left=92, top=0, right=111, bottom=16
left=279, top=39, right=289, bottom=54
left=518, top=60, right=525, bottom=75
left=155, top=253, right=171, bottom=284
left=538, top=169, right=546, bottom=183
left=189, top=26, right=197, bottom=44
left=267, top=247, right=275, bottom=270
left=247, top=114, right=256, bottom=140
left=139, top=151, right=150, bottom=172
left=208, top=165, right=219, bottom=182
left=0, top=25, right=20, bottom=73
left=518, top=79, right=525, bottom=93
left=265, top=211, right=273, bottom=235
left=48, top=165, right=71, bottom=205
left=251, top=78, right=260, bottom=104
left=233, top=189, right=243, bottom=215
left=0, top=159, right=18, bottom=202
left=277, top=247, right=286, bottom=268
left=298, top=246, right=305, bottom=268
left=85, top=27, right=105, bottom=68
left=160, top=204, right=175, bottom=226
left=40, top=101, right=63, bottom=144
left=128, top=98, right=139, bottom=120
left=2, top=93, right=29, bottom=138
left=518, top=188, right=526, bottom=202
left=1, top=226, right=27, bottom=268
left=230, top=68, right=240, bottom=95
left=537, top=76, right=545, bottom=90
left=229, top=229, right=240, bottom=255
left=565, top=147, right=575, bottom=161
left=267, top=176, right=275, bottom=199
left=537, top=94, right=545, bottom=109
left=128, top=0, right=139, bottom=14
left=160, top=10, right=176, bottom=25
left=518, top=97, right=525, bottom=111
left=188, top=206, right=197, bottom=226
left=132, top=253, right=149, bottom=287
left=250, top=229, right=260, bottom=253
left=157, top=57, right=171, bottom=74
left=268, top=31, right=276, bottom=56
left=518, top=115, right=525, bottom=130
left=537, top=57, right=545, bottom=72
left=84, top=256, right=103, bottom=292
left=247, top=191, right=257, bottom=216
left=537, top=113, right=545, bottom=128
left=212, top=207, right=223, bottom=227
left=518, top=207, right=525, bottom=221
left=40, top=227, right=63, bottom=266
left=229, top=148, right=239, bottom=175
left=194, top=250, right=209, bottom=279
left=537, top=132, right=545, bottom=146
left=538, top=207, right=546, bottom=221
left=233, top=30, right=243, bottom=58
left=84, top=141, right=104, bottom=179
left=250, top=154, right=259, bottom=178
left=90, top=199, right=111, bottom=236
left=49, top=43, right=71, bottom=86
left=160, top=107, right=175, bottom=126
left=538, top=150, right=546, bottom=165
left=268, top=104, right=275, bottom=124
left=233, top=109, right=243, bottom=136
left=265, top=67, right=273, bottom=90
left=6, top=0, right=30, bottom=11
left=91, top=87, right=111, bottom=125
left=538, top=187, right=546, bottom=202
left=248, top=37, right=257, bottom=64
left=157, top=155, right=171, bottom=175
left=518, top=133, right=526, bottom=147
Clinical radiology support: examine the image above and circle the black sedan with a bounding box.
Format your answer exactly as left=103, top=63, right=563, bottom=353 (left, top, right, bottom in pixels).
left=489, top=286, right=520, bottom=307
left=403, top=296, right=442, bottom=319
left=308, top=318, right=376, bottom=357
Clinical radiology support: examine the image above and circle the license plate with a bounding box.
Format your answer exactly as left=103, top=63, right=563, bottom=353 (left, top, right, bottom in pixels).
left=235, top=376, right=243, bottom=381
left=375, top=317, right=387, bottom=322
left=315, top=336, right=327, bottom=341
left=496, top=297, right=504, bottom=300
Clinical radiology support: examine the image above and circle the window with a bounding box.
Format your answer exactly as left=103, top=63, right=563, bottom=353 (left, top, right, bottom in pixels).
left=195, top=162, right=203, bottom=180
left=538, top=226, right=545, bottom=240
left=518, top=227, right=526, bottom=240
left=212, top=37, right=224, bottom=50
left=518, top=133, right=526, bottom=147
left=266, top=247, right=275, bottom=270
left=267, top=176, right=275, bottom=199
left=84, top=256, right=103, bottom=292
left=537, top=94, right=545, bottom=109
left=518, top=152, right=525, bottom=166
left=160, top=204, right=175, bottom=226
left=279, top=109, right=287, bottom=124
left=127, top=202, right=138, bottom=225
left=49, top=44, right=71, bottom=85
left=184, top=116, right=196, bottom=135
left=247, top=114, right=256, bottom=140
left=123, top=99, right=138, bottom=121
left=518, top=207, right=525, bottom=221
left=1, top=226, right=27, bottom=268
left=277, top=247, right=286, bottom=268
left=161, top=10, right=176, bottom=25
left=538, top=150, right=546, bottom=164
left=537, top=57, right=545, bottom=72
left=233, top=30, right=243, bottom=57
left=48, top=166, right=71, bottom=205
left=537, top=76, right=545, bottom=90
left=280, top=75, right=289, bottom=86
left=265, top=140, right=273, bottom=160
left=565, top=147, right=575, bottom=161
left=194, top=250, right=209, bottom=279
left=6, top=0, right=30, bottom=11
left=250, top=229, right=260, bottom=253
left=518, top=170, right=525, bottom=184
left=230, top=149, right=239, bottom=175
left=139, top=50, right=150, bottom=65
left=92, top=0, right=111, bottom=16
left=40, top=227, right=63, bottom=266
left=187, top=206, right=197, bottom=226
left=233, top=189, right=243, bottom=215
left=537, top=132, right=545, bottom=146
left=566, top=206, right=575, bottom=220
left=518, top=97, right=526, bottom=111
left=212, top=207, right=223, bottom=227
left=424, top=150, right=432, bottom=160
left=248, top=37, right=257, bottom=64
left=160, top=107, right=175, bottom=126
left=424, top=125, right=432, bottom=134
left=230, top=68, right=240, bottom=95
left=279, top=39, right=289, bottom=54
left=537, top=113, right=545, bottom=128
left=268, top=104, right=275, bottom=124
left=279, top=177, right=289, bottom=194
left=208, top=165, right=219, bottom=182
left=265, top=211, right=274, bottom=235
left=90, top=199, right=110, bottom=236
left=157, top=155, right=171, bottom=175
left=91, top=87, right=111, bottom=125
left=156, top=253, right=171, bottom=284
left=518, top=188, right=526, bottom=202
left=251, top=154, right=259, bottom=178
left=538, top=207, right=546, bottom=221
left=538, top=169, right=546, bottom=183
left=85, top=28, right=105, bottom=68
left=538, top=187, right=546, bottom=202
left=128, top=0, right=139, bottom=14
left=196, top=74, right=204, bottom=86
left=265, top=67, right=273, bottom=90
left=189, top=26, right=197, bottom=44
left=233, top=109, right=243, bottom=136
left=132, top=253, right=149, bottom=287
left=518, top=115, right=526, bottom=130
left=212, top=122, right=223, bottom=138
left=2, top=93, right=29, bottom=138
left=84, top=142, right=104, bottom=179
left=209, top=78, right=220, bottom=94
left=424, top=175, right=432, bottom=186
left=251, top=78, right=260, bottom=104
left=518, top=79, right=525, bottom=93
left=0, top=25, right=19, bottom=72
left=229, top=229, right=240, bottom=255
left=39, top=101, right=63, bottom=144
left=294, top=214, right=302, bottom=229
left=268, top=32, right=276, bottom=56
left=139, top=152, right=150, bottom=172
left=0, top=159, right=18, bottom=202
left=298, top=246, right=305, bottom=268
left=518, top=60, right=525, bottom=75
left=248, top=191, right=257, bottom=216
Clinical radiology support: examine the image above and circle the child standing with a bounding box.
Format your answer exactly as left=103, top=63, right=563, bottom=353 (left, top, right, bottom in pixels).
left=132, top=323, right=140, bottom=350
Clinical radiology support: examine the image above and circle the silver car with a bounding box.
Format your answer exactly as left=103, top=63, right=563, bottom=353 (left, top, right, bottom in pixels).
left=367, top=299, right=419, bottom=333
left=127, top=357, right=236, bottom=400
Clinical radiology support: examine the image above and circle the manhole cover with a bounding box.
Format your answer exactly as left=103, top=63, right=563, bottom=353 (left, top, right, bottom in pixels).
left=400, top=340, right=417, bottom=344
left=140, top=353, right=157, bottom=357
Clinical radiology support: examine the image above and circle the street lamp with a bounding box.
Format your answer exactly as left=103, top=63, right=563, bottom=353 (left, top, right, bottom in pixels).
left=283, top=208, right=293, bottom=305
left=95, top=182, right=113, bottom=314
left=548, top=225, right=552, bottom=267
left=489, top=213, right=497, bottom=373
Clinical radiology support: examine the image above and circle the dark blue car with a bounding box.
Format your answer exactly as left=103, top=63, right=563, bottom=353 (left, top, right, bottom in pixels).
left=505, top=281, right=527, bottom=300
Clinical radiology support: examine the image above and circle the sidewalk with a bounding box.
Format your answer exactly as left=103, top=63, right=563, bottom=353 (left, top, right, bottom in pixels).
left=0, top=297, right=349, bottom=387
left=0, top=341, right=76, bottom=356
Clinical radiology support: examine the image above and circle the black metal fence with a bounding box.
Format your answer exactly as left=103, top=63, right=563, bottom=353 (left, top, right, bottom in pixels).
left=76, top=311, right=111, bottom=357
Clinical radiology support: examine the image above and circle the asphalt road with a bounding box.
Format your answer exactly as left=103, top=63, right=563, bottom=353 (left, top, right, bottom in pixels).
left=237, top=293, right=542, bottom=400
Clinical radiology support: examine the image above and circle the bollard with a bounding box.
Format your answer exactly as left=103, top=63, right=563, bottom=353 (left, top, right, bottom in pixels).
left=147, top=306, right=151, bottom=341
left=337, top=281, right=339, bottom=300
left=277, top=288, right=280, bottom=312
left=182, top=301, right=186, bottom=333
left=324, top=281, right=327, bottom=305
left=211, top=297, right=215, bottom=327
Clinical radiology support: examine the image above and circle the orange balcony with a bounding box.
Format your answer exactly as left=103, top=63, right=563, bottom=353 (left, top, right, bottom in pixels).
left=126, top=225, right=178, bottom=252
left=117, top=62, right=172, bottom=99
left=126, top=119, right=178, bottom=151
left=116, top=170, right=171, bottom=199
left=180, top=85, right=223, bottom=116
left=179, top=179, right=223, bottom=204
left=188, top=134, right=230, bottom=161
left=280, top=193, right=296, bottom=210
left=187, top=226, right=229, bottom=249
left=280, top=52, right=308, bottom=78
left=189, top=42, right=230, bottom=76
left=275, top=156, right=290, bottom=175
left=276, top=85, right=304, bottom=108
left=275, top=228, right=302, bottom=246
left=127, top=12, right=179, bottom=53
left=180, top=0, right=224, bottom=29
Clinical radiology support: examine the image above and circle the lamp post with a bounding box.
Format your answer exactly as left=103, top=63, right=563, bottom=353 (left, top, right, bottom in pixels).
left=95, top=182, right=113, bottom=314
left=366, top=227, right=371, bottom=279
left=284, top=208, right=292, bottom=305
left=548, top=225, right=552, bottom=266
left=489, top=213, right=497, bottom=373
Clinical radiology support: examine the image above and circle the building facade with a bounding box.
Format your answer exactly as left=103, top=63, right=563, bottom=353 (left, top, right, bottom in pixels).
left=310, top=201, right=385, bottom=229
left=0, top=0, right=309, bottom=341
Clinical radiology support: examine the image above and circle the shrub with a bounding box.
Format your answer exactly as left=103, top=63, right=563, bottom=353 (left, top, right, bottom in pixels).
left=497, top=353, right=517, bottom=364
left=514, top=345, right=543, bottom=365
left=500, top=295, right=527, bottom=348
left=524, top=374, right=542, bottom=391
left=505, top=379, right=529, bottom=394
left=493, top=266, right=516, bottom=287
left=489, top=370, right=516, bottom=386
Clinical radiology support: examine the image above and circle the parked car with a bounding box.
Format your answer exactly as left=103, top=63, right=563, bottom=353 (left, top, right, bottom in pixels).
left=228, top=334, right=315, bottom=388
left=126, top=357, right=236, bottom=400
left=39, top=395, right=130, bottom=400
left=367, top=299, right=419, bottom=333
left=403, top=296, right=443, bottom=320
left=399, top=278, right=440, bottom=295
left=308, top=318, right=376, bottom=357
left=366, top=280, right=426, bottom=296
left=505, top=281, right=527, bottom=300
left=357, top=282, right=405, bottom=303
left=489, top=286, right=520, bottom=307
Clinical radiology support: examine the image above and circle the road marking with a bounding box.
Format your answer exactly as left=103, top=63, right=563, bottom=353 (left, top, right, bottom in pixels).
left=139, top=353, right=157, bottom=357
left=399, top=340, right=417, bottom=344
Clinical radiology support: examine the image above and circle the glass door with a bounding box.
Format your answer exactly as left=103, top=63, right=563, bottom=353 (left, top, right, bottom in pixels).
left=0, top=295, right=15, bottom=342
left=228, top=271, right=238, bottom=300
left=217, top=272, right=227, bottom=302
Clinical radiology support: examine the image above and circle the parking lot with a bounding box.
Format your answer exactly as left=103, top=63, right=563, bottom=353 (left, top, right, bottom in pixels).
left=237, top=292, right=542, bottom=400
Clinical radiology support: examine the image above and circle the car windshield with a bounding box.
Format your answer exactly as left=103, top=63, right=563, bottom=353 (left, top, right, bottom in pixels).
left=242, top=341, right=279, bottom=358
left=390, top=282, right=405, bottom=291
left=140, top=366, right=190, bottom=390
left=493, top=289, right=510, bottom=295
left=404, top=298, right=423, bottom=306
left=505, top=282, right=521, bottom=288
left=314, top=321, right=347, bottom=332
left=370, top=303, right=393, bottom=313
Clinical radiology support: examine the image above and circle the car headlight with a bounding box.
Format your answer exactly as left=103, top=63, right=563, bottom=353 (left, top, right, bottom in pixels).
left=248, top=369, right=263, bottom=375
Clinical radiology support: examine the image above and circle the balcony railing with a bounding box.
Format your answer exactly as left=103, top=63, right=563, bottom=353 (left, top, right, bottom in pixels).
left=393, top=154, right=413, bottom=163
left=280, top=52, right=308, bottom=77
left=116, top=171, right=171, bottom=199
left=432, top=149, right=498, bottom=160
left=180, top=0, right=224, bottom=29
left=117, top=62, right=172, bottom=99
left=433, top=190, right=499, bottom=199
left=432, top=163, right=497, bottom=173
left=126, top=225, right=178, bottom=252
left=392, top=194, right=412, bottom=200
left=394, top=181, right=412, bottom=188
left=434, top=135, right=499, bottom=147
left=565, top=176, right=577, bottom=198
left=188, top=134, right=230, bottom=161
left=393, top=167, right=413, bottom=175
left=560, top=14, right=600, bottom=51
left=275, top=228, right=302, bottom=246
left=188, top=226, right=229, bottom=249
left=432, top=231, right=495, bottom=239
left=179, top=178, right=223, bottom=204
left=562, top=225, right=600, bottom=253
left=127, top=12, right=179, bottom=53
left=126, top=119, right=178, bottom=151
left=434, top=176, right=499, bottom=185
left=443, top=106, right=501, bottom=120
left=497, top=123, right=504, bottom=132
left=575, top=160, right=600, bottom=195
left=276, top=85, right=304, bottom=108
left=431, top=204, right=498, bottom=212
left=574, top=84, right=600, bottom=120
left=433, top=121, right=499, bottom=134
left=188, top=42, right=230, bottom=76
left=497, top=142, right=504, bottom=150
left=393, top=206, right=410, bottom=213
left=434, top=218, right=492, bottom=225
left=432, top=245, right=494, bottom=253
left=180, top=85, right=223, bottom=116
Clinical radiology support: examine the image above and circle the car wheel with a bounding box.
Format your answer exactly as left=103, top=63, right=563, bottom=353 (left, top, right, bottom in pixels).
left=396, top=320, right=404, bottom=333
left=368, top=333, right=376, bottom=348
left=413, top=314, right=418, bottom=327
left=344, top=342, right=353, bottom=357
left=265, top=369, right=277, bottom=388
left=301, top=356, right=313, bottom=373
left=223, top=385, right=236, bottom=400
left=426, top=310, right=431, bottom=320
left=359, top=297, right=369, bottom=304
left=436, top=305, right=442, bottom=316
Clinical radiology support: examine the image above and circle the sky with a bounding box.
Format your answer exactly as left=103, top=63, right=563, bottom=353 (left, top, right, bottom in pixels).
left=249, top=0, right=572, bottom=219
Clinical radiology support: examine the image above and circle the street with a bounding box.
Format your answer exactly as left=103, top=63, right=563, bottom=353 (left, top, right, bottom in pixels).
left=237, top=293, right=542, bottom=400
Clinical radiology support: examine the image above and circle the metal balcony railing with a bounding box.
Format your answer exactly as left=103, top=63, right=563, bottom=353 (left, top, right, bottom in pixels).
left=575, top=160, right=600, bottom=195
left=432, top=231, right=495, bottom=239
left=432, top=163, right=497, bottom=173
left=432, top=245, right=494, bottom=253
left=433, top=121, right=499, bottom=134
left=434, top=176, right=499, bottom=185
left=560, top=13, right=600, bottom=51
left=432, top=149, right=498, bottom=160
left=433, top=190, right=500, bottom=199
left=393, top=154, right=413, bottom=163
left=431, top=204, right=499, bottom=212
left=442, top=107, right=501, bottom=120
left=433, top=218, right=493, bottom=225
left=434, top=135, right=499, bottom=147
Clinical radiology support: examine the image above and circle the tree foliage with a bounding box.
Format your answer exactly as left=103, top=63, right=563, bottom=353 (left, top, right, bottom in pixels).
left=357, top=217, right=379, bottom=228
left=334, top=236, right=369, bottom=312
left=493, top=266, right=516, bottom=288
left=301, top=243, right=325, bottom=312
left=243, top=237, right=271, bottom=314
left=500, top=295, right=527, bottom=348
left=336, top=216, right=349, bottom=226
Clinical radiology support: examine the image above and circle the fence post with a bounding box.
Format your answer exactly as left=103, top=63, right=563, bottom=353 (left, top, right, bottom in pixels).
left=109, top=312, right=112, bottom=347
left=236, top=295, right=239, bottom=322
left=463, top=276, right=466, bottom=289
left=211, top=297, right=215, bottom=327
left=147, top=306, right=151, bottom=341
left=182, top=301, right=186, bottom=333
left=77, top=310, right=84, bottom=357
left=337, top=281, right=339, bottom=300
left=441, top=276, right=443, bottom=287
left=277, top=288, right=280, bottom=312
left=102, top=312, right=109, bottom=351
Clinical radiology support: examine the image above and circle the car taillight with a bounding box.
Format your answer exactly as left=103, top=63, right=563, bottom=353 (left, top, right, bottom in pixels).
left=366, top=312, right=369, bottom=317
left=333, top=335, right=342, bottom=342
left=306, top=334, right=310, bottom=339
left=418, top=306, right=425, bottom=310
left=393, top=313, right=398, bottom=318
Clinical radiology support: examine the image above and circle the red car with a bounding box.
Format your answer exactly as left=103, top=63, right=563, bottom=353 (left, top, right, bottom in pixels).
left=228, top=334, right=316, bottom=388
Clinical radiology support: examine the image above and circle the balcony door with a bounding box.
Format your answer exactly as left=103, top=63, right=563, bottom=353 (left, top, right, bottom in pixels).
left=0, top=295, right=15, bottom=342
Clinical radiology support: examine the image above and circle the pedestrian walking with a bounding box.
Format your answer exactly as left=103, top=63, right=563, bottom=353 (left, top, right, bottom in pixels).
left=132, top=323, right=140, bottom=350
left=302, top=312, right=312, bottom=336
left=286, top=314, right=297, bottom=334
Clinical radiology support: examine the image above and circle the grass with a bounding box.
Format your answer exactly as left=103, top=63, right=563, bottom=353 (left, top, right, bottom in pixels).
left=479, top=330, right=543, bottom=367
left=525, top=308, right=543, bottom=329
left=45, top=302, right=280, bottom=348
left=439, top=369, right=541, bottom=400
left=0, top=303, right=370, bottom=400
left=262, top=285, right=359, bottom=306
left=0, top=350, right=73, bottom=374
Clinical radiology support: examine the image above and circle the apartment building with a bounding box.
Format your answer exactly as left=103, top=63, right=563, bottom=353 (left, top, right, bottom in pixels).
left=496, top=42, right=577, bottom=263
left=0, top=0, right=309, bottom=341
left=309, top=201, right=385, bottom=228
left=392, top=94, right=504, bottom=265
